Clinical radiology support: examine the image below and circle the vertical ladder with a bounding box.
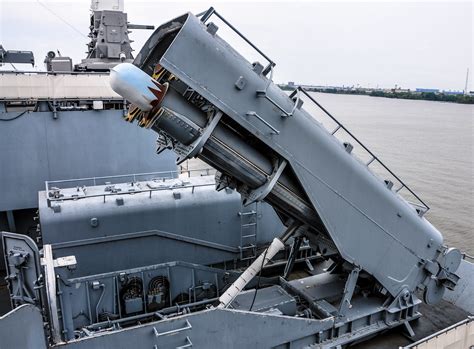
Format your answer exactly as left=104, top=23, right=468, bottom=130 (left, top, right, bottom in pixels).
left=238, top=202, right=258, bottom=261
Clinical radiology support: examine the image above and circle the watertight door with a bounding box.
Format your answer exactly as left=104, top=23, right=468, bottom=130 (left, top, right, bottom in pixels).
left=1, top=232, right=42, bottom=308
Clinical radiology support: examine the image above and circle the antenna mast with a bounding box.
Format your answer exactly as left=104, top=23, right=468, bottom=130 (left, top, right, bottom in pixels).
left=464, top=68, right=469, bottom=95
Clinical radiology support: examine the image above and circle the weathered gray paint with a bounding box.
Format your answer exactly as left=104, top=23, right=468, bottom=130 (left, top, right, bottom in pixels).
left=0, top=109, right=175, bottom=211
left=1, top=232, right=42, bottom=308
left=443, top=259, right=474, bottom=314
left=39, top=175, right=283, bottom=276
left=55, top=303, right=419, bottom=349
left=59, top=308, right=330, bottom=349
left=54, top=261, right=241, bottom=340
left=0, top=7, right=470, bottom=349
left=132, top=12, right=459, bottom=299
left=0, top=304, right=47, bottom=349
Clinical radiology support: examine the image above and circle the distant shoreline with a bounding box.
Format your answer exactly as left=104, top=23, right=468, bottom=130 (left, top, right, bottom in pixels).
left=278, top=85, right=474, bottom=104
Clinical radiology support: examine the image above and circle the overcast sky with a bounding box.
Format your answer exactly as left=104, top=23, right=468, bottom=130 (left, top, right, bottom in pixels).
left=0, top=0, right=472, bottom=91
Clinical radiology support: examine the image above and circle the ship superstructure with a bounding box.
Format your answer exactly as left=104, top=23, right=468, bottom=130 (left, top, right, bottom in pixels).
left=0, top=0, right=173, bottom=265
left=0, top=3, right=472, bottom=349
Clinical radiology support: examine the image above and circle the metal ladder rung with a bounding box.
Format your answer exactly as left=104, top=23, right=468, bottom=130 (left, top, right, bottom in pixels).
left=239, top=244, right=256, bottom=250
left=240, top=204, right=258, bottom=262
left=239, top=211, right=256, bottom=216
left=241, top=256, right=255, bottom=261
left=240, top=244, right=257, bottom=260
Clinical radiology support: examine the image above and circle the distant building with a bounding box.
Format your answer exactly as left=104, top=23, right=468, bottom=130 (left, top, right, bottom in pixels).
left=394, top=88, right=410, bottom=93
left=288, top=81, right=295, bottom=87
left=416, top=88, right=439, bottom=93
left=442, top=90, right=464, bottom=95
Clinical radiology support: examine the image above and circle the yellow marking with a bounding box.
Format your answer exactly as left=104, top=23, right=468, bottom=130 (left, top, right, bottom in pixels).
left=152, top=66, right=166, bottom=81
left=138, top=110, right=153, bottom=128
left=145, top=109, right=159, bottom=128
left=124, top=105, right=141, bottom=122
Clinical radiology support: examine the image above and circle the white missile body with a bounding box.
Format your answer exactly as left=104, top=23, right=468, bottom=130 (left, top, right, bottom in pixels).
left=110, top=63, right=162, bottom=111
left=217, top=238, right=285, bottom=308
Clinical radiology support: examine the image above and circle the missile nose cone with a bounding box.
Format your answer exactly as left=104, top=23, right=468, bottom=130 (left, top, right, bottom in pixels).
left=110, top=63, right=164, bottom=112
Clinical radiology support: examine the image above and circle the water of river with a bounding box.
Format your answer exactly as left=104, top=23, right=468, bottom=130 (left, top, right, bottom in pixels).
left=304, top=93, right=473, bottom=255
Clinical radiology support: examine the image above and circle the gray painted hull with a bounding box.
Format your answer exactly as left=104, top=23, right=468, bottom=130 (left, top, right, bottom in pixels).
left=0, top=109, right=175, bottom=212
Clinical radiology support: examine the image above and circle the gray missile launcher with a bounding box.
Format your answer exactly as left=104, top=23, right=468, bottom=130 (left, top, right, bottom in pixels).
left=0, top=6, right=472, bottom=349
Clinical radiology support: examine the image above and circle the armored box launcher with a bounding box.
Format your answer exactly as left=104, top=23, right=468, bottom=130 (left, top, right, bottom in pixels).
left=38, top=172, right=284, bottom=276
left=0, top=7, right=468, bottom=349
left=109, top=7, right=462, bottom=342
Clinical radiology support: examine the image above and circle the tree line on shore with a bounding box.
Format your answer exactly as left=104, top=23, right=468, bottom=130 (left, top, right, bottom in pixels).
left=279, top=85, right=474, bottom=104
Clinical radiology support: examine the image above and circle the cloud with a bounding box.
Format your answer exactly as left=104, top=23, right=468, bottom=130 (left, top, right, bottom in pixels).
left=1, top=1, right=472, bottom=90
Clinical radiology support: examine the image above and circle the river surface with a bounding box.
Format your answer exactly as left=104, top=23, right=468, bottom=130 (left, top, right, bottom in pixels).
left=304, top=93, right=473, bottom=255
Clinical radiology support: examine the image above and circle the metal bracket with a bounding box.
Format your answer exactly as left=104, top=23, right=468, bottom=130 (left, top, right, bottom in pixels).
left=50, top=100, right=58, bottom=119
left=246, top=111, right=279, bottom=135
left=52, top=255, right=77, bottom=268
left=176, top=111, right=223, bottom=165
left=256, top=66, right=301, bottom=118
left=283, top=235, right=303, bottom=279
left=337, top=266, right=360, bottom=319
left=403, top=320, right=416, bottom=338
left=385, top=288, right=416, bottom=311
left=156, top=132, right=175, bottom=155
left=243, top=159, right=287, bottom=206
left=6, top=251, right=36, bottom=305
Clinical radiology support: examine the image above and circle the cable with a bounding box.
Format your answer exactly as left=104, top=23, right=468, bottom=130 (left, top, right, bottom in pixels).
left=35, top=0, right=87, bottom=39
left=249, top=246, right=269, bottom=311
left=0, top=111, right=28, bottom=121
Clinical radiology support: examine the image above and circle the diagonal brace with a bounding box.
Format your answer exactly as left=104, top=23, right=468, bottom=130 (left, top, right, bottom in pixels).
left=337, top=266, right=360, bottom=318
left=176, top=110, right=223, bottom=165
left=243, top=158, right=287, bottom=206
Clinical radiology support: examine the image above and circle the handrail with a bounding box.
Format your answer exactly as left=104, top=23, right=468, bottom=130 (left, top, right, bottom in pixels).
left=402, top=316, right=473, bottom=348
left=197, top=7, right=275, bottom=76
left=45, top=170, right=177, bottom=194
left=46, top=183, right=215, bottom=205
left=462, top=252, right=474, bottom=261
left=45, top=168, right=214, bottom=191
left=193, top=8, right=428, bottom=213
left=296, top=87, right=430, bottom=214
left=0, top=70, right=110, bottom=76
left=45, top=168, right=216, bottom=205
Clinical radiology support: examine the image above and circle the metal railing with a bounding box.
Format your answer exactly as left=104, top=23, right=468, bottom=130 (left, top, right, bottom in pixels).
left=192, top=7, right=428, bottom=214
left=462, top=252, right=474, bottom=261
left=402, top=316, right=473, bottom=348
left=0, top=70, right=110, bottom=76
left=45, top=168, right=214, bottom=190
left=46, top=170, right=176, bottom=192
left=45, top=168, right=216, bottom=206
left=295, top=87, right=430, bottom=215
left=197, top=7, right=275, bottom=76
